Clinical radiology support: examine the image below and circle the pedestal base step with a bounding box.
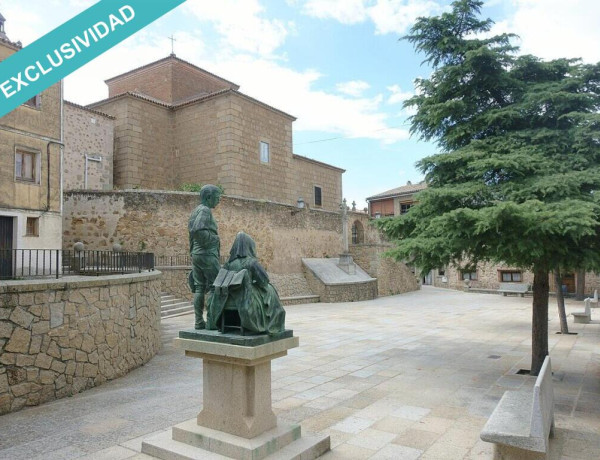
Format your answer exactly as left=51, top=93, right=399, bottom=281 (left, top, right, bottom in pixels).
left=141, top=419, right=330, bottom=460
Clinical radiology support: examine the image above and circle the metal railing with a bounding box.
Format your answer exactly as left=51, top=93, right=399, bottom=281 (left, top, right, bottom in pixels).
left=155, top=254, right=191, bottom=266
left=0, top=249, right=155, bottom=280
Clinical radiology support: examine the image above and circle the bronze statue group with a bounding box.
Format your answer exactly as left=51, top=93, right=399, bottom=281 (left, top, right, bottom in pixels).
left=188, top=185, right=286, bottom=334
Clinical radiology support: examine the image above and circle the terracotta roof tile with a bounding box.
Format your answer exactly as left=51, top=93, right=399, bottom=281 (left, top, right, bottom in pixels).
left=366, top=182, right=427, bottom=201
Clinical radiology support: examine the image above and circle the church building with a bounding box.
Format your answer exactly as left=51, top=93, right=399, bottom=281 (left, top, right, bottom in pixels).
left=79, top=54, right=344, bottom=212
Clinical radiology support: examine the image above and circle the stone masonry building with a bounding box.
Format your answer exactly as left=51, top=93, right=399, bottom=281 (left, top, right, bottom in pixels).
left=79, top=55, right=344, bottom=211
left=0, top=16, right=63, bottom=279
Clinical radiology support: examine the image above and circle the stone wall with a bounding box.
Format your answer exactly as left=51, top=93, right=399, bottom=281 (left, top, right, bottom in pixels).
left=303, top=266, right=378, bottom=303
left=349, top=244, right=419, bottom=296
left=63, top=190, right=419, bottom=300
left=63, top=102, right=114, bottom=191
left=431, top=262, right=535, bottom=291
left=158, top=267, right=317, bottom=302
left=0, top=272, right=161, bottom=415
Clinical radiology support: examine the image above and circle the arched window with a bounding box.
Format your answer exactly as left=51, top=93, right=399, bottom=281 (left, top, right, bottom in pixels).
left=351, top=220, right=365, bottom=244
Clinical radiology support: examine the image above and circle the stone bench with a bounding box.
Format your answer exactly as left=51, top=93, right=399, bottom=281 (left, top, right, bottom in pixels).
left=573, top=298, right=592, bottom=324
left=480, top=356, right=554, bottom=459
left=498, top=282, right=530, bottom=297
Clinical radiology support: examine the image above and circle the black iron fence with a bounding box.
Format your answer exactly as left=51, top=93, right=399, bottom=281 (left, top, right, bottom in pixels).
left=155, top=254, right=191, bottom=266
left=0, top=249, right=155, bottom=280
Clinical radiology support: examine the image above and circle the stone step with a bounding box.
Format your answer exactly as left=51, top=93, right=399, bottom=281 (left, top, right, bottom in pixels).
left=162, top=301, right=193, bottom=311
left=161, top=306, right=194, bottom=318
left=280, top=295, right=320, bottom=306
left=142, top=421, right=329, bottom=460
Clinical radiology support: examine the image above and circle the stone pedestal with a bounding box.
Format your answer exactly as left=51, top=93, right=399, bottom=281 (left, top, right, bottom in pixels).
left=337, top=253, right=356, bottom=275
left=141, top=330, right=330, bottom=459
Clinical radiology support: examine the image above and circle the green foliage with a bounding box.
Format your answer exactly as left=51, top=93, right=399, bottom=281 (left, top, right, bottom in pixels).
left=178, top=183, right=204, bottom=192
left=378, top=0, right=600, bottom=277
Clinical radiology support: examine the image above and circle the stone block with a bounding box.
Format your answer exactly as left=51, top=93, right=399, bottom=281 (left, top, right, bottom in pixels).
left=34, top=353, right=53, bottom=369
left=29, top=336, right=42, bottom=354
left=0, top=373, right=8, bottom=393
left=11, top=382, right=31, bottom=397
left=16, top=354, right=35, bottom=367
left=47, top=340, right=61, bottom=358
left=40, top=370, right=55, bottom=385
left=62, top=348, right=75, bottom=360
left=83, top=363, right=98, bottom=378
left=50, top=303, right=65, bottom=328
left=81, top=334, right=95, bottom=353
left=6, top=366, right=26, bottom=385
left=51, top=360, right=67, bottom=374
left=5, top=328, right=31, bottom=353
left=31, top=321, right=50, bottom=335
left=0, top=321, right=14, bottom=339
left=76, top=350, right=88, bottom=362
left=0, top=394, right=12, bottom=414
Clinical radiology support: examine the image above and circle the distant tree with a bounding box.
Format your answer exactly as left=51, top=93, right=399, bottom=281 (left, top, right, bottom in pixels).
left=378, top=0, right=600, bottom=375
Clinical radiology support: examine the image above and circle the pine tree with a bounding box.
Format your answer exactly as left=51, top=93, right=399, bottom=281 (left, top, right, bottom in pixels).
left=378, top=0, right=600, bottom=375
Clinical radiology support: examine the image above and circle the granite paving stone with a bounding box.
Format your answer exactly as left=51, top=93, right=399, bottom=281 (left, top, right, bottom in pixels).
left=0, top=286, right=598, bottom=459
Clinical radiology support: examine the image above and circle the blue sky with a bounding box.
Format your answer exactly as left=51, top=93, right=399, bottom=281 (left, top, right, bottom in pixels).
left=2, top=0, right=599, bottom=208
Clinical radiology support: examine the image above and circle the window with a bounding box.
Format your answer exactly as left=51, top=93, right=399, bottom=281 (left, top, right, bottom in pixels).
left=400, top=203, right=413, bottom=214
left=23, top=94, right=41, bottom=109
left=351, top=221, right=364, bottom=244
left=15, top=149, right=39, bottom=183
left=26, top=217, right=39, bottom=237
left=260, top=141, right=270, bottom=163
left=314, top=186, right=322, bottom=207
left=462, top=271, right=477, bottom=281
left=500, top=271, right=522, bottom=282
left=438, top=268, right=446, bottom=276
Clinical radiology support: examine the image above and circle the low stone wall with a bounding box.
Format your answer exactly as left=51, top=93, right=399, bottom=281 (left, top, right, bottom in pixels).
left=0, top=271, right=161, bottom=415
left=158, top=266, right=193, bottom=301
left=349, top=244, right=419, bottom=296
left=159, top=266, right=316, bottom=300
left=303, top=266, right=378, bottom=303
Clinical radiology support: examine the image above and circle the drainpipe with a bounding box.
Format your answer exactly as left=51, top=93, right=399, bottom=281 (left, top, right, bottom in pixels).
left=46, top=140, right=64, bottom=211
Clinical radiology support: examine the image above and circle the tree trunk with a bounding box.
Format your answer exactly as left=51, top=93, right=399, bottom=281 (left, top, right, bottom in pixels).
left=531, top=269, right=549, bottom=376
left=554, top=270, right=569, bottom=334
left=575, top=270, right=585, bottom=301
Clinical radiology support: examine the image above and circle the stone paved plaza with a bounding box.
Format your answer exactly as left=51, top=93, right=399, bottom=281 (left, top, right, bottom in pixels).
left=0, top=286, right=598, bottom=460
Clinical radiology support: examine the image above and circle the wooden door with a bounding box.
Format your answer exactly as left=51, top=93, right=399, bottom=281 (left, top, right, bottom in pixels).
left=0, top=216, right=13, bottom=279
left=561, top=273, right=576, bottom=294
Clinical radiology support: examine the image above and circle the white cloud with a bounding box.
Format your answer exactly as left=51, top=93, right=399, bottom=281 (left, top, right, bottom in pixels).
left=185, top=0, right=291, bottom=56
left=492, top=0, right=600, bottom=63
left=336, top=80, right=371, bottom=97
left=303, top=0, right=367, bottom=24
left=302, top=0, right=443, bottom=34
left=387, top=84, right=413, bottom=105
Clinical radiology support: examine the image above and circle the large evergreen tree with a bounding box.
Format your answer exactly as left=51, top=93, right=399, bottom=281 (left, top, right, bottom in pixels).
left=378, top=0, right=600, bottom=375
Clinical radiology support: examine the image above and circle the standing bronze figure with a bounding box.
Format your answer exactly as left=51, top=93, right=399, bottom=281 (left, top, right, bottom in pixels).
left=188, top=185, right=222, bottom=329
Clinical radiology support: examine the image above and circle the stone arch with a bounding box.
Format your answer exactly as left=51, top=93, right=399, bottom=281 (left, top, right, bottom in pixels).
left=351, top=220, right=365, bottom=244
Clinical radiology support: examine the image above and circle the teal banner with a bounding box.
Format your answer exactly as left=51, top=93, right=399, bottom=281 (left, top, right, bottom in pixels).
left=0, top=0, right=186, bottom=118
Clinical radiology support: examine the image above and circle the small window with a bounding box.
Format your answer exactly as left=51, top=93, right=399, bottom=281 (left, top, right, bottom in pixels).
left=400, top=203, right=413, bottom=214
left=23, top=95, right=41, bottom=109
left=26, top=217, right=39, bottom=237
left=500, top=271, right=522, bottom=282
left=314, top=186, right=322, bottom=207
left=15, top=149, right=39, bottom=183
left=260, top=141, right=270, bottom=163
left=438, top=268, right=445, bottom=276
left=462, top=271, right=477, bottom=281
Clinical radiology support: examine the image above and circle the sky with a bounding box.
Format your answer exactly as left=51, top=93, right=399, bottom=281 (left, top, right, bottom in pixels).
left=2, top=0, right=599, bottom=209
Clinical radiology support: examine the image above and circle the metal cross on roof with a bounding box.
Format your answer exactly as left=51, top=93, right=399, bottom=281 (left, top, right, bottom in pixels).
left=168, top=34, right=176, bottom=55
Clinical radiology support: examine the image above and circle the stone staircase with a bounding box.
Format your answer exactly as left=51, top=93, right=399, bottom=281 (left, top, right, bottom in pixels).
left=161, top=293, right=194, bottom=319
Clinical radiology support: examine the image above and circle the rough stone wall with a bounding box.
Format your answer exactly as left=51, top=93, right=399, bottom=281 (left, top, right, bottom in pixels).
left=92, top=96, right=175, bottom=190
left=0, top=272, right=161, bottom=415
left=432, top=262, right=535, bottom=291
left=158, top=266, right=193, bottom=301
left=349, top=244, right=419, bottom=296
left=171, top=60, right=234, bottom=102
left=63, top=191, right=343, bottom=274
left=303, top=266, right=378, bottom=303
left=158, top=267, right=316, bottom=301
left=63, top=103, right=114, bottom=191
